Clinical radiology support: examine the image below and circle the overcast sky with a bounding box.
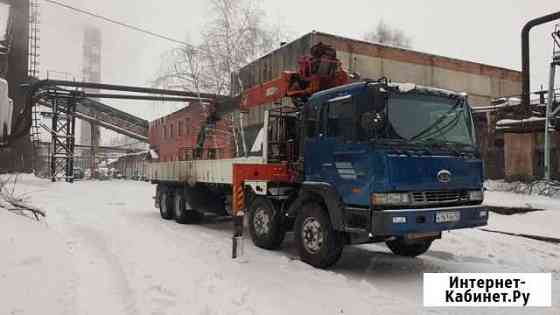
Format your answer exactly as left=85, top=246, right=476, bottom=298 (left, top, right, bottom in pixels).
left=38, top=0, right=560, bottom=121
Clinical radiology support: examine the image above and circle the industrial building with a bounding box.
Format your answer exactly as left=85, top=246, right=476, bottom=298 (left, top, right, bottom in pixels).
left=232, top=31, right=535, bottom=180
left=108, top=150, right=149, bottom=180
left=148, top=102, right=235, bottom=162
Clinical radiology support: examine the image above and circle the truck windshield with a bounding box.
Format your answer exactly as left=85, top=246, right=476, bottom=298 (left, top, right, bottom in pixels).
left=385, top=93, right=475, bottom=149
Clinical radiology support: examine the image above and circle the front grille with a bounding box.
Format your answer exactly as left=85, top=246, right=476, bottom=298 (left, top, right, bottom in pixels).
left=411, top=190, right=469, bottom=205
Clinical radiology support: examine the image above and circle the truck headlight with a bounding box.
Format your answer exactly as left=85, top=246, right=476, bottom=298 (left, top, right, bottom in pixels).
left=371, top=193, right=410, bottom=206
left=468, top=190, right=484, bottom=201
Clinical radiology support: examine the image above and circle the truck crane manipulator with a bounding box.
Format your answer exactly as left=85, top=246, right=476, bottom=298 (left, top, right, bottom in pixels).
left=149, top=43, right=488, bottom=268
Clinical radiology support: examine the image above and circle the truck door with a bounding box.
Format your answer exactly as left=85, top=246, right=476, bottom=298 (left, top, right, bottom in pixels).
left=304, top=94, right=358, bottom=204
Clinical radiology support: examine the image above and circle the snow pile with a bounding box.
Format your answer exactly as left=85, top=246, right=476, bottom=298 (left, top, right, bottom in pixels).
left=486, top=179, right=560, bottom=199
left=0, top=78, right=13, bottom=140
left=484, top=188, right=560, bottom=239
left=0, top=4, right=8, bottom=42
left=496, top=116, right=545, bottom=126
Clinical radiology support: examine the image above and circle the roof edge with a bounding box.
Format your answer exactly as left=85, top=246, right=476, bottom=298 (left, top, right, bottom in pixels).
left=312, top=31, right=520, bottom=75
left=239, top=30, right=521, bottom=80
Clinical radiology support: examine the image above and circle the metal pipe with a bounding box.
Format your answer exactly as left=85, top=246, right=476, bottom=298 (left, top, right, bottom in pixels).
left=544, top=63, right=558, bottom=180
left=239, top=112, right=248, bottom=158
left=37, top=141, right=144, bottom=153
left=521, top=11, right=560, bottom=112
left=36, top=79, right=223, bottom=99
left=11, top=79, right=234, bottom=143
left=74, top=111, right=148, bottom=142
left=82, top=93, right=210, bottom=103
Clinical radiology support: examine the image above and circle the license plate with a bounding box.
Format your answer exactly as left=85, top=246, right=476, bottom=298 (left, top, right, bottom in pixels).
left=436, top=211, right=461, bottom=223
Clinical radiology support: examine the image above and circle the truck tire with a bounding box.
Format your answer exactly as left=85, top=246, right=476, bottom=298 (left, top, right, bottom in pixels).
left=295, top=202, right=345, bottom=268
left=159, top=191, right=174, bottom=220
left=386, top=238, right=432, bottom=257
left=248, top=197, right=285, bottom=250
left=174, top=192, right=203, bottom=224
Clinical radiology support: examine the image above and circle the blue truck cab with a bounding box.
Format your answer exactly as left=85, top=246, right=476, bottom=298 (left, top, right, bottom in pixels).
left=282, top=80, right=488, bottom=267
left=247, top=79, right=488, bottom=268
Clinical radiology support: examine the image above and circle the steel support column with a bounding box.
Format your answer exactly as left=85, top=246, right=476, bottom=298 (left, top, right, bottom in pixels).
left=49, top=92, right=76, bottom=182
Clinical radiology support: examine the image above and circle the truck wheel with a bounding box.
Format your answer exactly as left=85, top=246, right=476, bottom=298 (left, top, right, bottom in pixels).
left=386, top=238, right=432, bottom=257
left=173, top=192, right=203, bottom=224
left=248, top=197, right=285, bottom=249
left=159, top=191, right=174, bottom=220
left=295, top=202, right=344, bottom=268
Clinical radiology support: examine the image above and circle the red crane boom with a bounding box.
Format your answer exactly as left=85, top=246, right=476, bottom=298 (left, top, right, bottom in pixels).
left=240, top=42, right=349, bottom=110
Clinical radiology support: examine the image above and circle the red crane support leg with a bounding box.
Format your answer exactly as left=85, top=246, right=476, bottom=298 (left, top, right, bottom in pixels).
left=231, top=163, right=297, bottom=258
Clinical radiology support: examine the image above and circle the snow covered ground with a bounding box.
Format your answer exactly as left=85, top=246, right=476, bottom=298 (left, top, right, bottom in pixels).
left=484, top=181, right=560, bottom=240
left=1, top=175, right=559, bottom=314
left=484, top=191, right=560, bottom=240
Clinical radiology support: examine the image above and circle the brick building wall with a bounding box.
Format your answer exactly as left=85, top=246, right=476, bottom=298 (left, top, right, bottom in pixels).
left=148, top=103, right=234, bottom=162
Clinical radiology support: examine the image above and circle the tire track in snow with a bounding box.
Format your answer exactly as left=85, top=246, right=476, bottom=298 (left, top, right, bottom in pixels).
left=46, top=198, right=140, bottom=315
left=69, top=225, right=140, bottom=315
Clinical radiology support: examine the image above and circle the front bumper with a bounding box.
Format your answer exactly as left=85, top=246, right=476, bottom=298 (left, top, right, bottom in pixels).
left=371, top=205, right=488, bottom=236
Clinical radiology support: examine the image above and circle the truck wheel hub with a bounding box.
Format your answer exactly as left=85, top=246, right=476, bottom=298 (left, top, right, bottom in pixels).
left=302, top=218, right=323, bottom=253
left=254, top=208, right=270, bottom=235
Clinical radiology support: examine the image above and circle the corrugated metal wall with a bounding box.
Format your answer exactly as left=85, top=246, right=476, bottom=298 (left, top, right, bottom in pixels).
left=232, top=31, right=522, bottom=132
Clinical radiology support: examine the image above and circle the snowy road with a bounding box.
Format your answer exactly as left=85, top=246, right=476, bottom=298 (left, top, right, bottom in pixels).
left=2, top=176, right=559, bottom=314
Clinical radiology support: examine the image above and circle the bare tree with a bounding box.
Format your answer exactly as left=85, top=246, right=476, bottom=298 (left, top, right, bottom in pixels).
left=363, top=20, right=412, bottom=49
left=0, top=174, right=46, bottom=220
left=155, top=0, right=287, bottom=96
left=155, top=45, right=217, bottom=93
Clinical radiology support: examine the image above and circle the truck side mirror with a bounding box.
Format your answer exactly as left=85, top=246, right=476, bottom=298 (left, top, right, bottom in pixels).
left=362, top=85, right=388, bottom=138
left=361, top=111, right=385, bottom=134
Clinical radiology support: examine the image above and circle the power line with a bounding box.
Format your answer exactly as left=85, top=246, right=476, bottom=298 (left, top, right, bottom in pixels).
left=43, top=0, right=195, bottom=49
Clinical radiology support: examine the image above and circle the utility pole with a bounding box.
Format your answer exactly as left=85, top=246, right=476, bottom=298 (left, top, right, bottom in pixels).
left=544, top=24, right=560, bottom=180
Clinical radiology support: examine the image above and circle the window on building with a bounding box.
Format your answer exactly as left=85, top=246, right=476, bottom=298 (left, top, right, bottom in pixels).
left=185, top=118, right=191, bottom=135
left=170, top=124, right=175, bottom=138
left=178, top=121, right=184, bottom=136
left=163, top=126, right=168, bottom=139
